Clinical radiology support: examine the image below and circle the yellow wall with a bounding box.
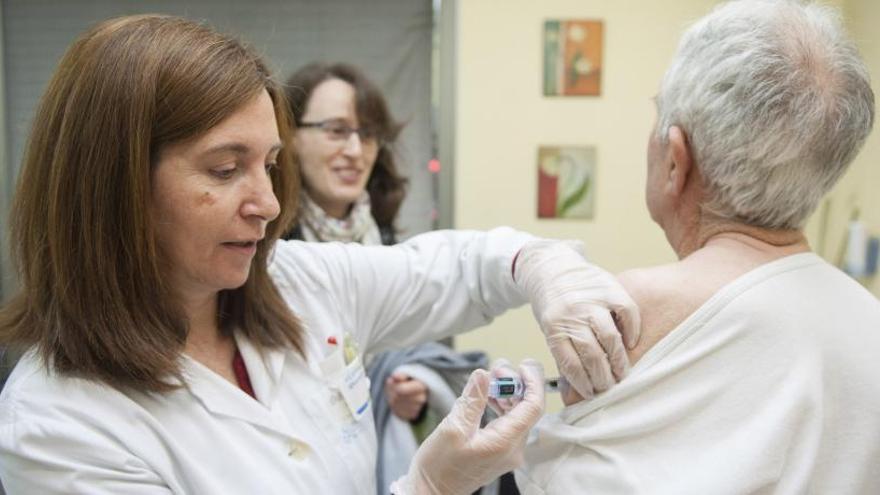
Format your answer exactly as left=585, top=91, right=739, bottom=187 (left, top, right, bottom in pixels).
left=451, top=0, right=880, bottom=411
left=832, top=0, right=880, bottom=295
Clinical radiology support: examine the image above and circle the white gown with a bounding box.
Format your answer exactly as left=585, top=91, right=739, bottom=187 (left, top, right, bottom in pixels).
left=516, top=253, right=880, bottom=494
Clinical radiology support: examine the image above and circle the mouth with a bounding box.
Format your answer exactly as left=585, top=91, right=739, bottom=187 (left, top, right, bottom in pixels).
left=221, top=240, right=260, bottom=253
left=332, top=167, right=363, bottom=183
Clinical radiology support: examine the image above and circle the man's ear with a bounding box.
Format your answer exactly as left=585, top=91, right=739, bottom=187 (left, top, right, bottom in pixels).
left=666, top=125, right=694, bottom=196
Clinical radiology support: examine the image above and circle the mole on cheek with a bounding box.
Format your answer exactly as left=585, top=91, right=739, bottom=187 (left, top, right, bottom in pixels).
left=197, top=191, right=216, bottom=206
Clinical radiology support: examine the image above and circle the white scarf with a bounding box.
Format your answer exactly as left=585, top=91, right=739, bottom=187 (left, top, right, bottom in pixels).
left=299, top=191, right=383, bottom=245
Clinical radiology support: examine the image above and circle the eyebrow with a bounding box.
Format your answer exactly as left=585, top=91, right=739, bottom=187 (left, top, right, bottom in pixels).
left=299, top=116, right=353, bottom=125
left=200, top=142, right=283, bottom=157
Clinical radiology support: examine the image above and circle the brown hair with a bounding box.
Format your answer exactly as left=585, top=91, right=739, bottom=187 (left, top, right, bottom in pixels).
left=0, top=15, right=303, bottom=392
left=285, top=62, right=408, bottom=228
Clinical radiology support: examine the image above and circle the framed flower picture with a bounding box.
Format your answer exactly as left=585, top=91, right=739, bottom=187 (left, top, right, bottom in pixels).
left=543, top=19, right=603, bottom=96
left=537, top=146, right=596, bottom=220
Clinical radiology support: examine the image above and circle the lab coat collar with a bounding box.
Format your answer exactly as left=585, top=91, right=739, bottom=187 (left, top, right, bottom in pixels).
left=180, top=345, right=294, bottom=439
left=234, top=332, right=286, bottom=406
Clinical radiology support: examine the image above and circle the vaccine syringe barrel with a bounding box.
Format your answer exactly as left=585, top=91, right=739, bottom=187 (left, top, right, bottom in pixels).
left=487, top=376, right=563, bottom=399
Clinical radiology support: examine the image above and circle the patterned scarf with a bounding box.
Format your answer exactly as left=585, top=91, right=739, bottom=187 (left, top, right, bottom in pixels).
left=298, top=191, right=383, bottom=245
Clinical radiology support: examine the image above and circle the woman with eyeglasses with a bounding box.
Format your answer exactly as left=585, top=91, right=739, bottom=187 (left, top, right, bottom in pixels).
left=283, top=62, right=500, bottom=494
left=0, top=16, right=640, bottom=495
left=284, top=63, right=405, bottom=247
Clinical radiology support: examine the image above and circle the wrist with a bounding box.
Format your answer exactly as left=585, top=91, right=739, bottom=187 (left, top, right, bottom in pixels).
left=512, top=239, right=563, bottom=295
left=410, top=401, right=429, bottom=425
left=390, top=472, right=432, bottom=495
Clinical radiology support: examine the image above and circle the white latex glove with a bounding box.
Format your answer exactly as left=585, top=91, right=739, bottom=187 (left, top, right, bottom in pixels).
left=390, top=360, right=545, bottom=495
left=514, top=240, right=641, bottom=400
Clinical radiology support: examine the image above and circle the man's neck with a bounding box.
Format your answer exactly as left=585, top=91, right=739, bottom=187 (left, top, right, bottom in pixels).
left=672, top=214, right=809, bottom=259
left=620, top=223, right=809, bottom=364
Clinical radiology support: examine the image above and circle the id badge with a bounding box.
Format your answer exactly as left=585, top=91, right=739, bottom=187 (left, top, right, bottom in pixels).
left=338, top=356, right=371, bottom=421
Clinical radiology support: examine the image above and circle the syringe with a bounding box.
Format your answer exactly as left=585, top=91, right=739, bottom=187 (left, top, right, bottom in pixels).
left=488, top=376, right=565, bottom=399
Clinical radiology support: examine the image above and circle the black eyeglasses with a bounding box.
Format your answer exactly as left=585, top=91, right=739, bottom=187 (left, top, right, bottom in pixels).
left=297, top=119, right=380, bottom=145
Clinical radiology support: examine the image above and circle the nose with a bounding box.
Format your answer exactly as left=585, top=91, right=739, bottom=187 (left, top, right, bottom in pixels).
left=241, top=167, right=280, bottom=222
left=341, top=131, right=363, bottom=157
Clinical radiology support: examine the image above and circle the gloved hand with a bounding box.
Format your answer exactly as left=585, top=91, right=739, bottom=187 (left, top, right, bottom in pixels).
left=514, top=240, right=641, bottom=400
left=390, top=360, right=545, bottom=495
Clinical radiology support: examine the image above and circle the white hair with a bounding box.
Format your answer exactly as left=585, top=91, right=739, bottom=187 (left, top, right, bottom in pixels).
left=656, top=0, right=874, bottom=229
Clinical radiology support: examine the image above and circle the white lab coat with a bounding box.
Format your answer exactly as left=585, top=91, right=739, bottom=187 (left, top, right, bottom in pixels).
left=0, top=228, right=532, bottom=494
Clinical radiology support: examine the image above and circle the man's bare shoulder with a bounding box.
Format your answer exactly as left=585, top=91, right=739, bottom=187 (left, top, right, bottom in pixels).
left=617, top=263, right=689, bottom=307
left=616, top=262, right=713, bottom=363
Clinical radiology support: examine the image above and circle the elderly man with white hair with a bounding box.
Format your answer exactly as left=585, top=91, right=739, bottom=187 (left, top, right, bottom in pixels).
left=515, top=0, right=880, bottom=493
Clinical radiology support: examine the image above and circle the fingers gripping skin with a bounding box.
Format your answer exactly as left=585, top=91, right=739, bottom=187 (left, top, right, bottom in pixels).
left=611, top=303, right=641, bottom=350
left=558, top=372, right=585, bottom=406
left=548, top=307, right=630, bottom=395
left=514, top=240, right=641, bottom=400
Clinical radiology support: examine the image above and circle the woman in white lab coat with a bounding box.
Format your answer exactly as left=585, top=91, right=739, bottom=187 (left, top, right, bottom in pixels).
left=0, top=15, right=638, bottom=494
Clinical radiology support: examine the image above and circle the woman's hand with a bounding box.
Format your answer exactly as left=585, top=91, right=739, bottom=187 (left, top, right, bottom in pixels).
left=385, top=373, right=429, bottom=421
left=390, top=360, right=545, bottom=495
left=514, top=240, right=641, bottom=400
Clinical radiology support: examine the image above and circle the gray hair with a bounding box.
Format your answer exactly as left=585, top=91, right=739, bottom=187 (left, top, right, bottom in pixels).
left=656, top=0, right=874, bottom=229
